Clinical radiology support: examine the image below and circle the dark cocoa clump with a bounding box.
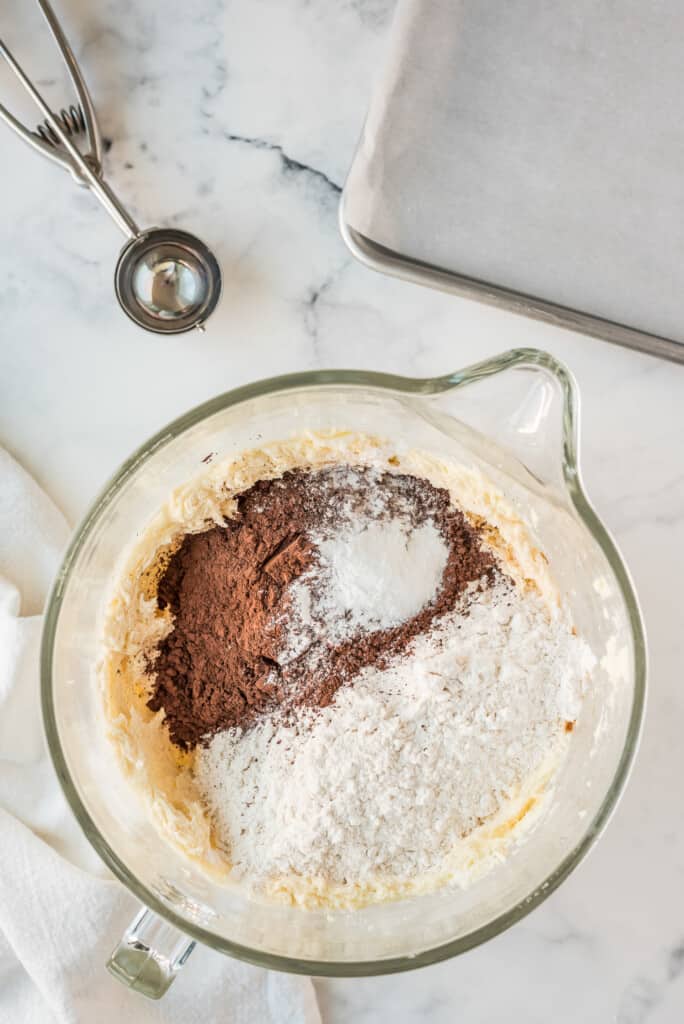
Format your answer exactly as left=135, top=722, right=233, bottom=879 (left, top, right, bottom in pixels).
left=147, top=466, right=501, bottom=748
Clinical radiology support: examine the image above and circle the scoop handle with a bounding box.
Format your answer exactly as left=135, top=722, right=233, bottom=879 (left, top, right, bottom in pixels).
left=106, top=906, right=195, bottom=1000
left=0, top=35, right=139, bottom=239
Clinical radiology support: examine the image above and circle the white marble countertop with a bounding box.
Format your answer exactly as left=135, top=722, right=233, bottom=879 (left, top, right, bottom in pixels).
left=2, top=1, right=683, bottom=1021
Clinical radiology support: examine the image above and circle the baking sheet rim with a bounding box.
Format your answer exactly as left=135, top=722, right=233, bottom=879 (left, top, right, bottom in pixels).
left=339, top=201, right=683, bottom=365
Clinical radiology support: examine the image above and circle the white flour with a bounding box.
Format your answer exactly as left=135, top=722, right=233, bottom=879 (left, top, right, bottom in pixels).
left=195, top=580, right=592, bottom=889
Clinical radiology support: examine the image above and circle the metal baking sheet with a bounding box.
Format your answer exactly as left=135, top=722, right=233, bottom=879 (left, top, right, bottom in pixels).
left=341, top=0, right=684, bottom=363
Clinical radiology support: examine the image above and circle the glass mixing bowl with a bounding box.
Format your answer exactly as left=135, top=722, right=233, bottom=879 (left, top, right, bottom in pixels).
left=41, top=348, right=646, bottom=998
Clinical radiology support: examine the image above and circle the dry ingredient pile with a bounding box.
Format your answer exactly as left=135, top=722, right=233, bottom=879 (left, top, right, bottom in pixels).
left=149, top=466, right=498, bottom=748
left=129, top=461, right=590, bottom=903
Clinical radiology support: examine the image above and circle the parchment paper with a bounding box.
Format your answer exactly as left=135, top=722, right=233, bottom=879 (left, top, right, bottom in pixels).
left=344, top=0, right=684, bottom=346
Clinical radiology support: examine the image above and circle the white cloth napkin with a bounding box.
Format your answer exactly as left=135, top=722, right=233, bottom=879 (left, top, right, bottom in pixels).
left=0, top=447, right=320, bottom=1024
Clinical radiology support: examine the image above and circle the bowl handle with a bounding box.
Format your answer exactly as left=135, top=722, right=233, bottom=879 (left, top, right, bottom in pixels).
left=106, top=906, right=195, bottom=999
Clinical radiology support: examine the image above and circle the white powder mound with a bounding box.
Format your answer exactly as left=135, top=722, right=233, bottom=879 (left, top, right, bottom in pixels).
left=285, top=516, right=447, bottom=658
left=195, top=581, right=593, bottom=889
left=318, top=518, right=447, bottom=631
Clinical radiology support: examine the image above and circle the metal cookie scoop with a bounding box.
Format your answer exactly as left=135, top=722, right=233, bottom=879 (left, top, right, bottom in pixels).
left=0, top=0, right=221, bottom=334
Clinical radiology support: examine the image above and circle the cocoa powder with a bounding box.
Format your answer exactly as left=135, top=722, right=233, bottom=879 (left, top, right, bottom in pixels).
left=148, top=467, right=500, bottom=748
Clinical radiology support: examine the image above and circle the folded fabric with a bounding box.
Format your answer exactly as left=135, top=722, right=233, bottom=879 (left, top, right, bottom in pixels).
left=0, top=447, right=320, bottom=1024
